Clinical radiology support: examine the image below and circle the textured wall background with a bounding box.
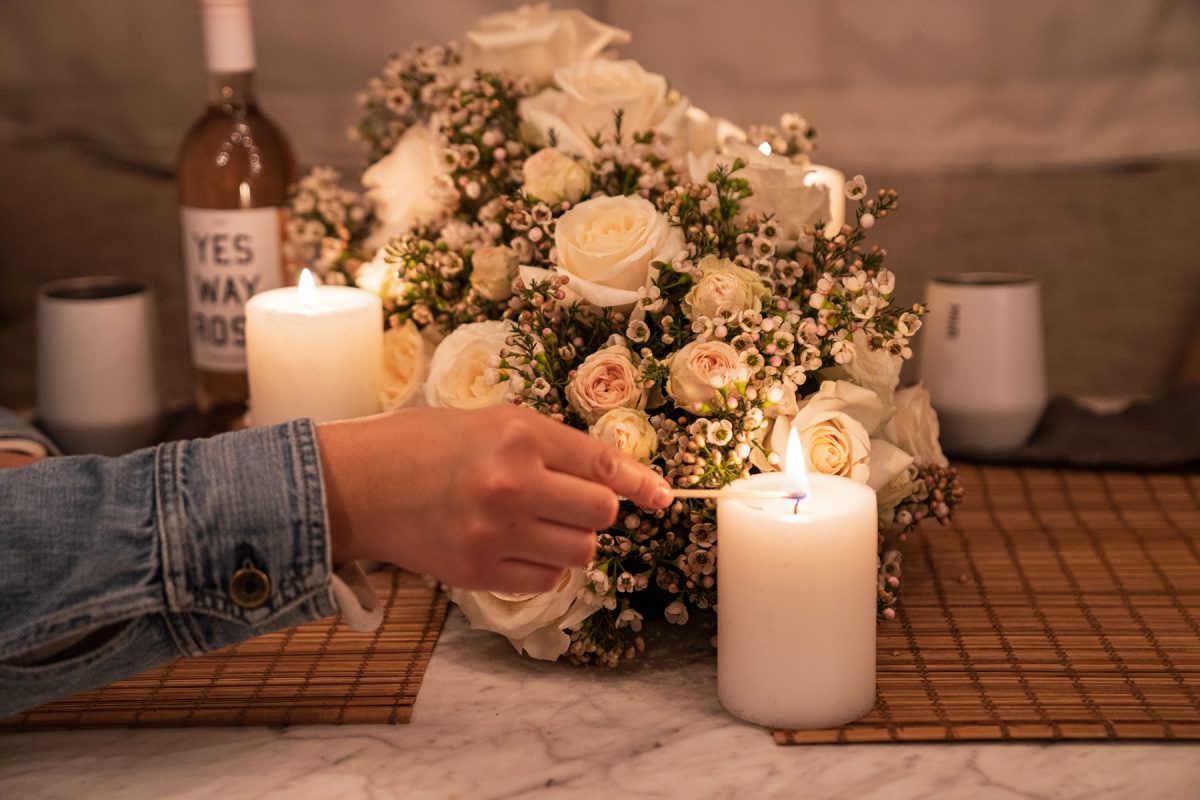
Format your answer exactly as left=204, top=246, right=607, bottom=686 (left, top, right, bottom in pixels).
left=2, top=1, right=1198, bottom=410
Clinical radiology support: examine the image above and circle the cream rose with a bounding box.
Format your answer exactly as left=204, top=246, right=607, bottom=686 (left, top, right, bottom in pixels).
left=680, top=105, right=746, bottom=157
left=553, top=194, right=685, bottom=309
left=682, top=255, right=769, bottom=321
left=666, top=340, right=740, bottom=411
left=354, top=246, right=415, bottom=307
left=877, top=464, right=918, bottom=527
left=589, top=407, right=658, bottom=463
left=768, top=381, right=883, bottom=482
left=450, top=568, right=604, bottom=660
left=354, top=247, right=395, bottom=299
left=886, top=383, right=950, bottom=467
left=770, top=380, right=912, bottom=489
left=470, top=244, right=519, bottom=301
left=424, top=320, right=514, bottom=409
left=821, top=331, right=903, bottom=425
left=380, top=320, right=430, bottom=411
left=522, top=147, right=592, bottom=205
left=362, top=123, right=454, bottom=252
left=519, top=59, right=689, bottom=158
left=688, top=141, right=835, bottom=243
left=460, top=5, right=630, bottom=85
left=566, top=345, right=646, bottom=425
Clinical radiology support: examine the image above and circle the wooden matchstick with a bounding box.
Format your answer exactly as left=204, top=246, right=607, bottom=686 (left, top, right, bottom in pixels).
left=670, top=488, right=803, bottom=501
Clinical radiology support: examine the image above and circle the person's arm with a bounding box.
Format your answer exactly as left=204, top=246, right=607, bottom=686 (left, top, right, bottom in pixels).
left=0, top=404, right=670, bottom=718
left=0, top=418, right=336, bottom=718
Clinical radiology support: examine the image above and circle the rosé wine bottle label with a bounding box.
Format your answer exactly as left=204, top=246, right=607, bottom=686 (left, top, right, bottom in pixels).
left=180, top=205, right=283, bottom=372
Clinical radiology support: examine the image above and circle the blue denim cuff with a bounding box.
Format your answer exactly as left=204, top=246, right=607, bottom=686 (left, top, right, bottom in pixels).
left=154, top=419, right=337, bottom=655
left=0, top=420, right=336, bottom=662
left=0, top=417, right=338, bottom=717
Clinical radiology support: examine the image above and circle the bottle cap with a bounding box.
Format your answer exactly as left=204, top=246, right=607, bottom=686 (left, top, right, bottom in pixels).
left=200, top=0, right=256, bottom=73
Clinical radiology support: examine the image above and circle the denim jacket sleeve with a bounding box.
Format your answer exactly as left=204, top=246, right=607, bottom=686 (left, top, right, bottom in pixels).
left=0, top=418, right=338, bottom=718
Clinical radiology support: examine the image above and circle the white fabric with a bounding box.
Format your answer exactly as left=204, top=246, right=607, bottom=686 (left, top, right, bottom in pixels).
left=330, top=561, right=384, bottom=632
left=1, top=0, right=1197, bottom=173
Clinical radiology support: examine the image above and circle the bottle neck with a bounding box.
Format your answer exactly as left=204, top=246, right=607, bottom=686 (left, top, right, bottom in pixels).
left=206, top=71, right=257, bottom=108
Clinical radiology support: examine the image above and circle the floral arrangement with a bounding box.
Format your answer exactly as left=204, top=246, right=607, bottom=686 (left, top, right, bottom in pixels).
left=287, top=5, right=964, bottom=666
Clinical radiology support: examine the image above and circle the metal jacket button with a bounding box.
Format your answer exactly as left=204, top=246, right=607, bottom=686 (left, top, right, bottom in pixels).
left=229, top=559, right=271, bottom=609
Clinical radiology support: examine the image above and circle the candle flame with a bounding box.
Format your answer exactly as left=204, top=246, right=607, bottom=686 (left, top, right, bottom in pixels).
left=784, top=427, right=811, bottom=502
left=757, top=141, right=772, bottom=156
left=298, top=268, right=318, bottom=310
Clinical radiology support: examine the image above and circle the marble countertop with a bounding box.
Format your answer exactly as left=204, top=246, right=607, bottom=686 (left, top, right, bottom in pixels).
left=1, top=609, right=1197, bottom=799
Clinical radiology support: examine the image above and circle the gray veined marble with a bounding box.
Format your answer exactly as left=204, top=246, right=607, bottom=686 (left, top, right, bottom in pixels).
left=1, top=609, right=1198, bottom=799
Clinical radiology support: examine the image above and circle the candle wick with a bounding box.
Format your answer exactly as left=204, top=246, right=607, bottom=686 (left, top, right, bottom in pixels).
left=791, top=493, right=806, bottom=515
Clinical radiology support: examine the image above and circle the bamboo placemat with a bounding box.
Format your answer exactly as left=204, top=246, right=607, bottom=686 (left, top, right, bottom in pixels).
left=2, top=568, right=447, bottom=730
left=776, top=464, right=1200, bottom=744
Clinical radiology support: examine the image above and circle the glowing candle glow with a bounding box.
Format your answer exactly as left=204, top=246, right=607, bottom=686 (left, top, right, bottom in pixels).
left=754, top=140, right=845, bottom=238
left=803, top=164, right=847, bottom=237
left=245, top=269, right=383, bottom=426
left=716, top=430, right=877, bottom=729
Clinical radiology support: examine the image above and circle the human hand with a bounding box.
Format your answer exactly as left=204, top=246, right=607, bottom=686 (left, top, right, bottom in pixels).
left=0, top=452, right=42, bottom=469
left=316, top=405, right=673, bottom=594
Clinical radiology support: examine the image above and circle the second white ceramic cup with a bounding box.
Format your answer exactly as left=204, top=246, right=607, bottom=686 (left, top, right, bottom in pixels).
left=36, top=276, right=162, bottom=455
left=918, top=272, right=1047, bottom=455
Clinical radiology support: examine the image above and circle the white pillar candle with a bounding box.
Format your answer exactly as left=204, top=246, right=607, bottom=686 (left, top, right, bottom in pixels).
left=803, top=164, right=846, bottom=237
left=245, top=269, right=383, bottom=426
left=716, top=449, right=877, bottom=729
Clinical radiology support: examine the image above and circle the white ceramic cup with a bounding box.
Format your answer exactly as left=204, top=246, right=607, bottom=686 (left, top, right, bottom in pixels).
left=917, top=272, right=1047, bottom=455
left=36, top=276, right=162, bottom=455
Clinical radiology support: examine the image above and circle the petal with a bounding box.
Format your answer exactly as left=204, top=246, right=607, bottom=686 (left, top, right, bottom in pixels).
left=512, top=625, right=571, bottom=661
left=556, top=269, right=641, bottom=310
left=867, top=438, right=915, bottom=491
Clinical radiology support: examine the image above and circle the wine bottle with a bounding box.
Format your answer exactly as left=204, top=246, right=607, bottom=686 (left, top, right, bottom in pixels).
left=178, top=0, right=296, bottom=414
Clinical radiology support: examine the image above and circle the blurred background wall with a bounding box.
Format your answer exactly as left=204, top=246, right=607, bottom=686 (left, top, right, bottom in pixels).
left=2, top=0, right=1199, bottom=410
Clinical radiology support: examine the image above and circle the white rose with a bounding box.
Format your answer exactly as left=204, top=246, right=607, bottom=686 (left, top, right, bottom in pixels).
left=565, top=345, right=646, bottom=424
left=666, top=340, right=740, bottom=411
left=877, top=464, right=917, bottom=527
left=362, top=123, right=453, bottom=252
left=821, top=331, right=903, bottom=425
left=553, top=194, right=685, bottom=309
left=380, top=321, right=430, bottom=411
left=688, top=142, right=838, bottom=243
left=886, top=383, right=950, bottom=467
left=867, top=438, right=916, bottom=496
left=589, top=408, right=658, bottom=463
left=769, top=380, right=913, bottom=490
left=424, top=320, right=514, bottom=409
left=354, top=246, right=406, bottom=303
left=682, top=255, right=769, bottom=321
left=471, top=244, right=519, bottom=301
left=450, top=568, right=604, bottom=661
left=519, top=59, right=689, bottom=158
left=681, top=105, right=746, bottom=157
left=522, top=147, right=592, bottom=205
left=354, top=248, right=391, bottom=297
left=460, top=5, right=630, bottom=85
